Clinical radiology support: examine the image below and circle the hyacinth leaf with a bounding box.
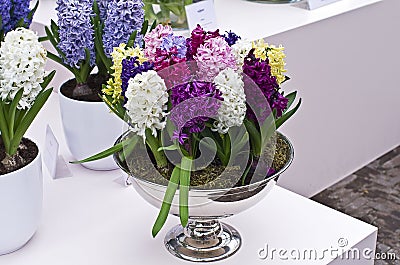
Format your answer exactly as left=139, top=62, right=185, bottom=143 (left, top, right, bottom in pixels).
left=184, top=0, right=193, bottom=5
left=244, top=119, right=262, bottom=156
left=260, top=112, right=275, bottom=148
left=40, top=70, right=56, bottom=89
left=120, top=135, right=139, bottom=163
left=50, top=20, right=59, bottom=42
left=145, top=129, right=168, bottom=168
left=0, top=102, right=11, bottom=152
left=9, top=88, right=53, bottom=155
left=275, top=98, right=302, bottom=129
left=152, top=166, right=180, bottom=237
left=71, top=139, right=129, bottom=164
left=284, top=91, right=297, bottom=112
left=45, top=51, right=75, bottom=74
left=102, top=94, right=125, bottom=121
left=241, top=154, right=253, bottom=185
left=8, top=89, right=24, bottom=138
left=127, top=30, right=137, bottom=48
left=27, top=0, right=39, bottom=22
left=149, top=19, right=157, bottom=32
left=179, top=157, right=192, bottom=227
left=78, top=48, right=93, bottom=83
left=157, top=145, right=179, bottom=152
left=140, top=20, right=149, bottom=36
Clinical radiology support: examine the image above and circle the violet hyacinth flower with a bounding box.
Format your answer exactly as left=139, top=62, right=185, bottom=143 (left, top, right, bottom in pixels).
left=0, top=0, right=12, bottom=32
left=102, top=0, right=144, bottom=57
left=56, top=0, right=95, bottom=68
left=170, top=81, right=222, bottom=143
left=96, top=0, right=109, bottom=21
left=223, top=31, right=241, bottom=46
left=243, top=49, right=287, bottom=120
left=9, top=0, right=31, bottom=29
left=121, top=57, right=153, bottom=99
left=161, top=34, right=187, bottom=59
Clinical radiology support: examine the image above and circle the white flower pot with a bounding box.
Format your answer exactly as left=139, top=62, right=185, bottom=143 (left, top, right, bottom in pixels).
left=59, top=89, right=124, bottom=170
left=0, top=146, right=42, bottom=255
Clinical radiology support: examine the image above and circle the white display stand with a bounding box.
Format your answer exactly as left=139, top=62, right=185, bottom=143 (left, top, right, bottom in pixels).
left=0, top=93, right=377, bottom=264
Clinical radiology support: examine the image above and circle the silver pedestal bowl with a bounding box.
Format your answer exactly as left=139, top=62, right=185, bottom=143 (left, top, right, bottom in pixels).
left=114, top=132, right=294, bottom=262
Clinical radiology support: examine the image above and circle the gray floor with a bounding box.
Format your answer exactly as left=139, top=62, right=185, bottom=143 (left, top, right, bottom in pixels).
left=312, top=147, right=400, bottom=265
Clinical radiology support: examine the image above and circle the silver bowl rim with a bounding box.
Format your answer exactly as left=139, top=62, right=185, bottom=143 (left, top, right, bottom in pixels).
left=113, top=131, right=294, bottom=194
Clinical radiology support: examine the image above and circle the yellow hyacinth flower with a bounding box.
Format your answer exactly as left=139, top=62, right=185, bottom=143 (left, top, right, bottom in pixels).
left=102, top=43, right=147, bottom=104
left=252, top=39, right=287, bottom=85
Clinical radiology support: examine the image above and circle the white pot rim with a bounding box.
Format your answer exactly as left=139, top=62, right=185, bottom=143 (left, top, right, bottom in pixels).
left=0, top=139, right=41, bottom=179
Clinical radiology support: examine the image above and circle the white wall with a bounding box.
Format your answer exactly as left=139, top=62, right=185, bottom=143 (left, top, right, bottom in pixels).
left=267, top=0, right=400, bottom=196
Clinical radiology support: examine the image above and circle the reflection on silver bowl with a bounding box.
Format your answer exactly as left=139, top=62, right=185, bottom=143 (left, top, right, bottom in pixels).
left=114, top=132, right=294, bottom=262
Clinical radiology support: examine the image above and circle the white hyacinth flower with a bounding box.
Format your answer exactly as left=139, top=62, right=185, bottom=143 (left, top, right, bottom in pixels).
left=0, top=28, right=47, bottom=109
left=231, top=39, right=252, bottom=71
left=124, top=70, right=169, bottom=140
left=213, top=68, right=247, bottom=134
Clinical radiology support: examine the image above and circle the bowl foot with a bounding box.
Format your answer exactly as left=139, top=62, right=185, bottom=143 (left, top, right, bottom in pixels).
left=164, top=220, right=241, bottom=262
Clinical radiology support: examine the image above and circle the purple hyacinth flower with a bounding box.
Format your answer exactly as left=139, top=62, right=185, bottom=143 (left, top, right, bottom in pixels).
left=0, top=0, right=12, bottom=32
left=9, top=0, right=31, bottom=29
left=102, top=0, right=144, bottom=57
left=223, top=30, right=241, bottom=46
left=169, top=81, right=222, bottom=138
left=161, top=34, right=187, bottom=59
left=56, top=0, right=96, bottom=68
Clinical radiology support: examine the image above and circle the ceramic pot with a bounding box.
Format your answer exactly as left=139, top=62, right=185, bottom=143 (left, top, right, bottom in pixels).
left=59, top=87, right=124, bottom=170
left=0, top=142, right=42, bottom=255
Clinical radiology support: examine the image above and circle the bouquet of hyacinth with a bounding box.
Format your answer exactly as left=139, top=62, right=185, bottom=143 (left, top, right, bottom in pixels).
left=43, top=0, right=155, bottom=98
left=0, top=27, right=55, bottom=172
left=76, top=24, right=301, bottom=236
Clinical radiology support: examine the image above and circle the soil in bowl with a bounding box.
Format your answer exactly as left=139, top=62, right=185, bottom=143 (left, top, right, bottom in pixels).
left=0, top=138, right=39, bottom=175
left=60, top=74, right=108, bottom=102
left=119, top=133, right=290, bottom=191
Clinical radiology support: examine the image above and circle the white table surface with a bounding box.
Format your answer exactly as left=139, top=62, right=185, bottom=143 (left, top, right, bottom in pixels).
left=0, top=92, right=377, bottom=264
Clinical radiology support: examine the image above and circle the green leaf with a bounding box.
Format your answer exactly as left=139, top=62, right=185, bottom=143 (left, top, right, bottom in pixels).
left=275, top=98, right=302, bottom=129
left=8, top=88, right=24, bottom=137
left=27, top=0, right=39, bottom=21
left=140, top=20, right=149, bottom=36
left=179, top=157, right=192, bottom=227
left=244, top=119, right=261, bottom=156
left=50, top=20, right=59, bottom=42
left=157, top=145, right=179, bottom=152
left=9, top=88, right=53, bottom=155
left=152, top=166, right=180, bottom=237
left=127, top=30, right=138, bottom=48
left=41, top=70, right=56, bottom=89
left=284, top=91, right=297, bottom=113
left=149, top=19, right=157, bottom=31
left=0, top=102, right=11, bottom=153
left=101, top=94, right=126, bottom=121
left=70, top=139, right=127, bottom=164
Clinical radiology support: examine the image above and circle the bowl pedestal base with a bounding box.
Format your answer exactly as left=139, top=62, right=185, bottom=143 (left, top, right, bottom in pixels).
left=164, top=219, right=241, bottom=262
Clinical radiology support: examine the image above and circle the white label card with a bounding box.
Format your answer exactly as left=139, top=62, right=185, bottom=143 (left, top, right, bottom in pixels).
left=44, top=125, right=72, bottom=179
left=307, top=0, right=342, bottom=10
left=185, top=0, right=218, bottom=32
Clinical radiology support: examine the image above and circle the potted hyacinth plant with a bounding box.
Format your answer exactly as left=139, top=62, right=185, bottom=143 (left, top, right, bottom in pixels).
left=42, top=0, right=156, bottom=170
left=0, top=24, right=55, bottom=254
left=75, top=24, right=301, bottom=262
